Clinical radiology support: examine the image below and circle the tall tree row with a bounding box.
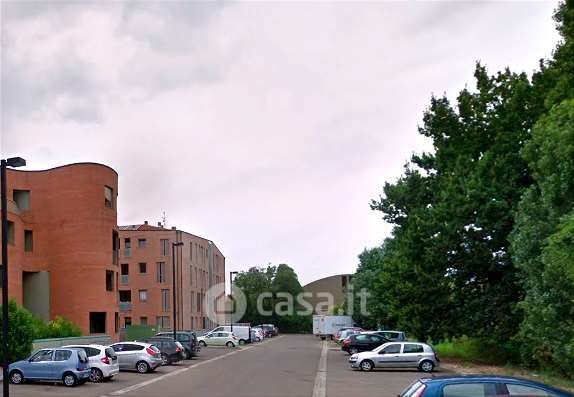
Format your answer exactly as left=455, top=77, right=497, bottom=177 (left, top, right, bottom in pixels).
left=355, top=0, right=574, bottom=376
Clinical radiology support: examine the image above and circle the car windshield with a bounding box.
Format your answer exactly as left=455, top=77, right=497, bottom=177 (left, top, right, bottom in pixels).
left=401, top=381, right=424, bottom=397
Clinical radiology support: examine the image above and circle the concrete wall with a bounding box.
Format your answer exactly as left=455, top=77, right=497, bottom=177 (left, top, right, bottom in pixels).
left=303, top=274, right=353, bottom=314
left=32, top=335, right=113, bottom=350
left=23, top=271, right=50, bottom=321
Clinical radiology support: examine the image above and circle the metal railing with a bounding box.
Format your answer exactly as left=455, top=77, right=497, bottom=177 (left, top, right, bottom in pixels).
left=120, top=275, right=129, bottom=284
left=119, top=302, right=132, bottom=312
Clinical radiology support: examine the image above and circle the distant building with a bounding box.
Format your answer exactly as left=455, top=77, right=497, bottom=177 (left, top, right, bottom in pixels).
left=2, top=163, right=120, bottom=338
left=117, top=223, right=225, bottom=333
left=303, top=274, right=353, bottom=314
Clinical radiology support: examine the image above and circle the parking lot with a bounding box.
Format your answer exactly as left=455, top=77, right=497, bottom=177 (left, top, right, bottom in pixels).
left=7, top=335, right=448, bottom=397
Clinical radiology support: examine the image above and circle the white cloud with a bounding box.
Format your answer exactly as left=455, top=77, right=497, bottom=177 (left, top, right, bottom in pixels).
left=1, top=0, right=560, bottom=284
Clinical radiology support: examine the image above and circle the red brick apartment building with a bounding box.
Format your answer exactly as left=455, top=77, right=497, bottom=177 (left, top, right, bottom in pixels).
left=117, top=223, right=225, bottom=332
left=1, top=163, right=120, bottom=338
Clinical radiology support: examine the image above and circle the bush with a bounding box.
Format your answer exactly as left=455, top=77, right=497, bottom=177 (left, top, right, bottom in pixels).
left=35, top=316, right=82, bottom=339
left=434, top=336, right=520, bottom=365
left=0, top=300, right=37, bottom=363
left=0, top=301, right=83, bottom=363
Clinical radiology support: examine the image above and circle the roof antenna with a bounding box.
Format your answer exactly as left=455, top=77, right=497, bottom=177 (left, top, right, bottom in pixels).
left=162, top=211, right=167, bottom=228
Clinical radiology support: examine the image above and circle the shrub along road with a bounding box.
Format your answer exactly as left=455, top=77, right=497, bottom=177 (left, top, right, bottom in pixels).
left=7, top=335, right=446, bottom=397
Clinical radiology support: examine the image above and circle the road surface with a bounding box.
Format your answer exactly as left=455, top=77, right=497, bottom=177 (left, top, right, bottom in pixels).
left=8, top=335, right=439, bottom=397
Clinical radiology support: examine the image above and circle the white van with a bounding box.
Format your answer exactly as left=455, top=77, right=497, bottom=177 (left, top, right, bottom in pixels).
left=209, top=325, right=251, bottom=344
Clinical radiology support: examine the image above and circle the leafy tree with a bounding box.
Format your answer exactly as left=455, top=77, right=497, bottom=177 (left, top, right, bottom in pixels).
left=233, top=264, right=311, bottom=332
left=0, top=300, right=37, bottom=363
left=510, top=99, right=574, bottom=375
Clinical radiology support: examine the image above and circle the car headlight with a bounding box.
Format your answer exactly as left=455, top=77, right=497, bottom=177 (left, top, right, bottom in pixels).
left=350, top=354, right=358, bottom=360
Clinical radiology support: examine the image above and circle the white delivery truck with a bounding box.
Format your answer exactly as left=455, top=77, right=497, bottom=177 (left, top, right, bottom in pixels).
left=313, top=315, right=354, bottom=340
left=210, top=324, right=251, bottom=344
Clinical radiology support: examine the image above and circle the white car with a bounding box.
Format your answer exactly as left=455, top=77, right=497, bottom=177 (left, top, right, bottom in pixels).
left=251, top=327, right=265, bottom=342
left=197, top=331, right=238, bottom=347
left=63, top=344, right=120, bottom=382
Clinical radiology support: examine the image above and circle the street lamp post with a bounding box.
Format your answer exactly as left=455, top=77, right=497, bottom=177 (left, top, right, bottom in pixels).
left=229, top=271, right=238, bottom=333
left=172, top=241, right=184, bottom=342
left=1, top=157, right=26, bottom=397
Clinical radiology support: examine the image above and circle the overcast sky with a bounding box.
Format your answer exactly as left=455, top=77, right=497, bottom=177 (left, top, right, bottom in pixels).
left=0, top=1, right=560, bottom=285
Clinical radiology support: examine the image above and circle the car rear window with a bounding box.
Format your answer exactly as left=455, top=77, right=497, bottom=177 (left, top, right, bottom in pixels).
left=105, top=347, right=116, bottom=358
left=403, top=344, right=424, bottom=353
left=77, top=350, right=89, bottom=363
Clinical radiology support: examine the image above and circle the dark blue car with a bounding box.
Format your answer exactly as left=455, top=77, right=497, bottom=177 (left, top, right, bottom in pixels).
left=400, top=375, right=574, bottom=397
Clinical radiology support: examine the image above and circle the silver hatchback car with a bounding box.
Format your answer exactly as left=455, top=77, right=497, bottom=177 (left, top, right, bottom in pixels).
left=349, top=342, right=439, bottom=373
left=109, top=342, right=163, bottom=373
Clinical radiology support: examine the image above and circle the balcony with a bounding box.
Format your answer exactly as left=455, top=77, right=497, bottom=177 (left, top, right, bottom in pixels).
left=113, top=250, right=119, bottom=265
left=119, top=302, right=132, bottom=312
left=123, top=248, right=131, bottom=258
left=120, top=275, right=129, bottom=285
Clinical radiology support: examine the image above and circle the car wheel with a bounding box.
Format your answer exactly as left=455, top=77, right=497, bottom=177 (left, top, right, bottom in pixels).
left=89, top=368, right=104, bottom=382
left=238, top=339, right=246, bottom=345
left=199, top=341, right=207, bottom=347
left=62, top=372, right=77, bottom=387
left=9, top=370, right=24, bottom=384
left=359, top=360, right=374, bottom=372
left=419, top=360, right=434, bottom=373
left=349, top=347, right=359, bottom=355
left=226, top=341, right=235, bottom=348
left=136, top=361, right=150, bottom=374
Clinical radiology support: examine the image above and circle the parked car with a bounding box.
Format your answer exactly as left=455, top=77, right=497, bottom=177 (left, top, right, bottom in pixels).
left=139, top=336, right=183, bottom=365
left=109, top=342, right=163, bottom=373
left=63, top=344, right=119, bottom=382
left=9, top=348, right=91, bottom=387
left=251, top=327, right=265, bottom=342
left=400, top=375, right=574, bottom=397
left=372, top=330, right=407, bottom=341
left=197, top=331, right=239, bottom=347
left=337, top=328, right=362, bottom=344
left=342, top=333, right=389, bottom=354
left=156, top=331, right=200, bottom=359
left=349, top=342, right=439, bottom=372
left=334, top=327, right=361, bottom=342
left=209, top=325, right=251, bottom=344
left=256, top=324, right=278, bottom=337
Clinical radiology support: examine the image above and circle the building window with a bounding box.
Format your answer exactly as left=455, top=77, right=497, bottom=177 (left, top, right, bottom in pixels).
left=138, top=238, right=147, bottom=248
left=139, top=263, right=147, bottom=273
left=161, top=289, right=170, bottom=311
left=124, top=238, right=131, bottom=257
left=160, top=239, right=169, bottom=256
left=106, top=270, right=114, bottom=291
left=7, top=221, right=14, bottom=245
left=190, top=293, right=194, bottom=313
left=119, top=290, right=132, bottom=302
left=139, top=289, right=148, bottom=302
left=190, top=265, right=193, bottom=286
left=112, top=230, right=119, bottom=265
left=124, top=317, right=132, bottom=328
left=104, top=186, right=114, bottom=208
left=140, top=317, right=148, bottom=325
left=13, top=189, right=30, bottom=210
left=24, top=230, right=33, bottom=252
left=341, top=275, right=347, bottom=289
left=89, top=312, right=106, bottom=334
left=157, top=262, right=166, bottom=283
left=115, top=312, right=119, bottom=333
left=189, top=242, right=193, bottom=260
left=197, top=292, right=201, bottom=312
left=120, top=263, right=129, bottom=284
left=156, top=316, right=170, bottom=329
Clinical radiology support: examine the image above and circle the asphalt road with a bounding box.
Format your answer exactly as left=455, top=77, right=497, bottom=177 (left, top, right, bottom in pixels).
left=6, top=335, right=443, bottom=397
